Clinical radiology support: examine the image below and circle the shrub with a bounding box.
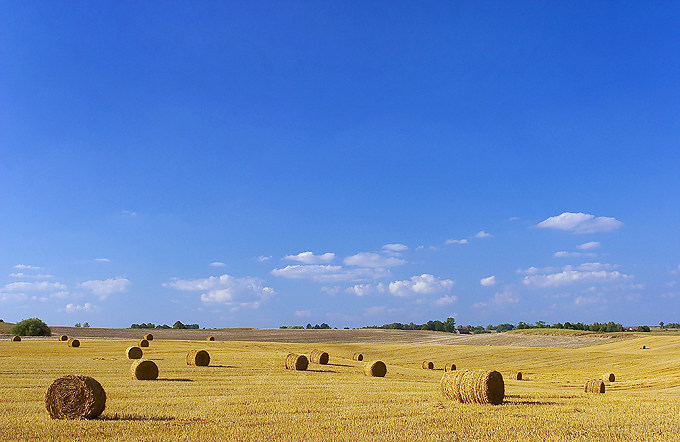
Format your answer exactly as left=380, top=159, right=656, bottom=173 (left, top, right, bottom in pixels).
left=11, top=318, right=51, bottom=336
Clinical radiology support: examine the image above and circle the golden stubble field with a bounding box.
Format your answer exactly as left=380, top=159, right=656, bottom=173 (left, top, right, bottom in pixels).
left=1, top=331, right=679, bottom=441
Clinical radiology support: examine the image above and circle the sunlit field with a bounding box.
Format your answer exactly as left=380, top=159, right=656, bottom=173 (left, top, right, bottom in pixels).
left=1, top=332, right=679, bottom=441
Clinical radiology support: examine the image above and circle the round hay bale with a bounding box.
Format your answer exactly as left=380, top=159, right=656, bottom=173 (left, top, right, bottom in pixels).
left=131, top=359, right=159, bottom=380
left=422, top=361, right=434, bottom=370
left=309, top=349, right=329, bottom=365
left=206, top=336, right=215, bottom=341
left=641, top=345, right=646, bottom=349
left=59, top=335, right=68, bottom=341
left=139, top=339, right=149, bottom=348
left=364, top=361, right=387, bottom=377
left=143, top=333, right=153, bottom=341
left=516, top=372, right=523, bottom=381
left=441, top=369, right=505, bottom=405
left=285, top=353, right=308, bottom=371
left=68, top=339, right=80, bottom=348
left=352, top=352, right=364, bottom=361
left=585, top=379, right=605, bottom=393
left=444, top=363, right=456, bottom=372
left=126, top=346, right=143, bottom=360
left=11, top=335, right=21, bottom=342
left=45, top=375, right=106, bottom=420
left=602, top=373, right=615, bottom=382
left=186, top=349, right=210, bottom=366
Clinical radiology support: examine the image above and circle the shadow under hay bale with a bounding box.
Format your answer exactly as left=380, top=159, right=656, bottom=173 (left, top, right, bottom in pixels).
left=352, top=352, right=364, bottom=361
left=143, top=333, right=153, bottom=341
left=45, top=375, right=106, bottom=420
left=131, top=360, right=159, bottom=380
left=285, top=353, right=308, bottom=371
left=641, top=345, right=646, bottom=349
left=139, top=339, right=149, bottom=348
left=444, top=363, right=456, bottom=372
left=309, top=349, right=329, bottom=365
left=516, top=372, right=523, bottom=381
left=441, top=369, right=505, bottom=405
left=364, top=361, right=387, bottom=377
left=11, top=335, right=21, bottom=342
left=585, top=379, right=605, bottom=393
left=422, top=361, right=434, bottom=370
left=206, top=336, right=215, bottom=341
left=126, top=346, right=143, bottom=360
left=186, top=349, right=210, bottom=366
left=68, top=339, right=80, bottom=348
left=59, top=335, right=68, bottom=341
left=602, top=373, right=615, bottom=382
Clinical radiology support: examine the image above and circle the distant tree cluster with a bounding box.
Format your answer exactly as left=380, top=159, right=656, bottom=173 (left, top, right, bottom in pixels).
left=130, top=322, right=200, bottom=329
left=363, top=318, right=457, bottom=333
left=172, top=321, right=200, bottom=329
left=74, top=322, right=90, bottom=328
left=11, top=318, right=51, bottom=336
left=662, top=322, right=680, bottom=328
left=279, top=325, right=305, bottom=329
left=515, top=321, right=625, bottom=332
left=306, top=323, right=331, bottom=329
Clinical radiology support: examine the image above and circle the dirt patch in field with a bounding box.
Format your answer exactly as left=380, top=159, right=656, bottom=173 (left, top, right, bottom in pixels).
left=48, top=327, right=628, bottom=348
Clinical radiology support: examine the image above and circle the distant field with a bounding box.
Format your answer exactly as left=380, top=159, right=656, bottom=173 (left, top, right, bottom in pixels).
left=0, top=322, right=14, bottom=334
left=1, top=331, right=679, bottom=440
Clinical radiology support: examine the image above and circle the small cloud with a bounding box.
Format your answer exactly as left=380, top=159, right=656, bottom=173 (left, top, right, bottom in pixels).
left=577, top=241, right=601, bottom=250
left=537, top=212, right=623, bottom=234
left=94, top=258, right=111, bottom=263
left=79, top=277, right=131, bottom=299
left=63, top=302, right=100, bottom=313
left=3, top=281, right=67, bottom=292
left=434, top=294, right=458, bottom=306
left=382, top=243, right=408, bottom=254
left=284, top=251, right=335, bottom=264
left=321, top=286, right=341, bottom=295
left=121, top=210, right=137, bottom=216
left=445, top=239, right=469, bottom=245
left=9, top=272, right=24, bottom=278
left=553, top=251, right=595, bottom=258
left=258, top=256, right=272, bottom=262
left=13, top=264, right=40, bottom=270
left=388, top=274, right=454, bottom=297
left=346, top=283, right=386, bottom=296
left=294, top=310, right=312, bottom=318
left=507, top=217, right=519, bottom=221
left=480, top=276, right=497, bottom=287
left=165, top=274, right=274, bottom=310
left=344, top=252, right=405, bottom=268
left=473, top=289, right=519, bottom=309
left=209, top=262, right=227, bottom=267
left=474, top=231, right=492, bottom=239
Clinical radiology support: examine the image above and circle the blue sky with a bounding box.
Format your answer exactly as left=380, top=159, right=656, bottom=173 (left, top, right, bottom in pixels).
left=1, top=1, right=679, bottom=328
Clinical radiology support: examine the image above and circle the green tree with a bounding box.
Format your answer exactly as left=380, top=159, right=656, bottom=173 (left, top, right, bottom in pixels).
left=11, top=318, right=51, bottom=336
left=443, top=317, right=456, bottom=333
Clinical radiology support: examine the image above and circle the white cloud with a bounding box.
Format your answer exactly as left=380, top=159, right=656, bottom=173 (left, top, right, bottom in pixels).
left=258, top=256, right=272, bottom=262
left=577, top=241, right=601, bottom=250
left=321, top=286, right=341, bottom=295
left=346, top=283, right=386, bottom=296
left=79, top=277, right=131, bottom=299
left=473, top=289, right=519, bottom=309
left=209, top=262, right=226, bottom=267
left=284, top=252, right=335, bottom=264
left=3, top=281, right=67, bottom=292
left=13, top=264, right=40, bottom=270
left=95, top=258, right=111, bottom=263
left=480, top=276, right=497, bottom=287
left=9, top=272, right=53, bottom=279
left=344, top=252, right=405, bottom=268
left=445, top=239, right=469, bottom=245
left=522, top=264, right=631, bottom=288
left=553, top=251, right=595, bottom=258
left=382, top=244, right=408, bottom=255
left=474, top=231, right=492, bottom=238
left=63, top=302, right=100, bottom=313
left=434, top=294, right=458, bottom=306
left=165, top=274, right=275, bottom=310
left=295, top=310, right=312, bottom=318
left=9, top=272, right=24, bottom=278
left=516, top=266, right=559, bottom=275
left=537, top=212, right=623, bottom=234
left=272, top=265, right=388, bottom=283
left=388, top=274, right=454, bottom=297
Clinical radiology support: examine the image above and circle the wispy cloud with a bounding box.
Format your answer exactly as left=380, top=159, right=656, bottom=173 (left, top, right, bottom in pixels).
left=165, top=274, right=275, bottom=310
left=346, top=283, right=386, bottom=296
left=537, top=212, right=623, bottom=234
left=294, top=310, right=312, bottom=318
left=62, top=302, right=100, bottom=313
left=522, top=263, right=631, bottom=288
left=343, top=252, right=405, bottom=268
left=473, top=288, right=519, bottom=309
left=434, top=294, right=458, bottom=306
left=3, top=281, right=67, bottom=292
left=388, top=274, right=454, bottom=297
left=382, top=243, right=408, bottom=255
left=445, top=239, right=469, bottom=245
left=577, top=241, right=601, bottom=250
left=258, top=256, right=272, bottom=262
left=209, top=262, right=226, bottom=267
left=474, top=231, right=492, bottom=239
left=553, top=251, right=596, bottom=258
left=284, top=252, right=335, bottom=264
left=480, top=275, right=497, bottom=287
left=272, top=265, right=389, bottom=283
left=80, top=277, right=131, bottom=299
left=95, top=258, right=111, bottom=263
left=13, top=264, right=40, bottom=270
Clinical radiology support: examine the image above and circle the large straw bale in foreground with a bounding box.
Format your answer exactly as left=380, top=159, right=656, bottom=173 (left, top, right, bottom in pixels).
left=131, top=360, right=159, bottom=380
left=186, top=349, right=210, bottom=366
left=45, top=375, right=106, bottom=420
left=352, top=352, right=364, bottom=361
left=364, top=361, right=387, bottom=377
left=143, top=333, right=153, bottom=341
left=585, top=379, right=605, bottom=393
left=441, top=369, right=505, bottom=405
left=126, top=346, right=143, bottom=360
left=422, top=361, right=434, bottom=370
left=11, top=335, right=21, bottom=342
left=68, top=338, right=80, bottom=348
left=444, top=363, right=456, bottom=372
left=285, top=353, right=308, bottom=371
left=516, top=372, right=523, bottom=380
left=139, top=339, right=149, bottom=348
left=309, top=349, right=329, bottom=364
left=59, top=335, right=68, bottom=341
left=602, top=373, right=615, bottom=382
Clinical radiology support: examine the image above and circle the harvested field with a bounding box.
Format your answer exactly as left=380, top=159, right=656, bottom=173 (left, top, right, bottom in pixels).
left=1, top=332, right=679, bottom=440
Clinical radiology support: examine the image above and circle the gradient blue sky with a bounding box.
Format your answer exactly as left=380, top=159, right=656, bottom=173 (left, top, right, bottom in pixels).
left=2, top=1, right=679, bottom=328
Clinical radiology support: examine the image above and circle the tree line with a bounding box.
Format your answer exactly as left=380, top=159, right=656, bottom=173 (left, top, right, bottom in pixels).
left=129, top=321, right=200, bottom=330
